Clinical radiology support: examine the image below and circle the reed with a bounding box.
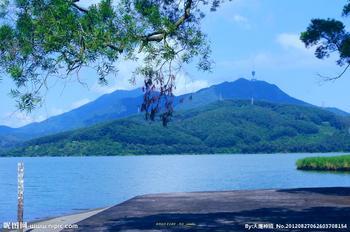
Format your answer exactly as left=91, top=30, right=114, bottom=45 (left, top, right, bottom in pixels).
left=296, top=155, right=350, bottom=171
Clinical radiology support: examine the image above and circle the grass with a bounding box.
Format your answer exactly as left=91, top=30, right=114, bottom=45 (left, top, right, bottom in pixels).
left=296, top=155, right=350, bottom=171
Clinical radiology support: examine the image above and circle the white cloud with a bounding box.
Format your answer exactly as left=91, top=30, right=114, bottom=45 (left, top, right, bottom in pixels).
left=226, top=14, right=251, bottom=29
left=276, top=33, right=306, bottom=51
left=232, top=14, right=248, bottom=23
left=173, top=72, right=209, bottom=95
left=92, top=77, right=141, bottom=94
left=217, top=33, right=329, bottom=72
left=71, top=98, right=91, bottom=109
left=92, top=68, right=209, bottom=96
left=90, top=51, right=208, bottom=96
left=217, top=47, right=333, bottom=74
left=1, top=97, right=93, bottom=127
left=218, top=52, right=273, bottom=71
left=48, top=98, right=91, bottom=116
left=76, top=0, right=101, bottom=8
left=48, top=107, right=65, bottom=117
left=1, top=111, right=45, bottom=128
left=91, top=57, right=144, bottom=94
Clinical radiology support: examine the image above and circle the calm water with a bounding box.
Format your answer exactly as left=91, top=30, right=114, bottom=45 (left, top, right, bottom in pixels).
left=1, top=153, right=350, bottom=223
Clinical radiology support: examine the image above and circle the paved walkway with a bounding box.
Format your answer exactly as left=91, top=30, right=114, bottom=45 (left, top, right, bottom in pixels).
left=62, top=187, right=350, bottom=232
left=25, top=208, right=108, bottom=232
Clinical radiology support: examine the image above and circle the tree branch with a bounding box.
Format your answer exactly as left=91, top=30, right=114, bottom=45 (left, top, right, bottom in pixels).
left=72, top=0, right=88, bottom=13
left=71, top=0, right=193, bottom=54
left=175, top=0, right=192, bottom=29
left=107, top=43, right=124, bottom=53
left=142, top=0, right=193, bottom=43
left=318, top=63, right=350, bottom=81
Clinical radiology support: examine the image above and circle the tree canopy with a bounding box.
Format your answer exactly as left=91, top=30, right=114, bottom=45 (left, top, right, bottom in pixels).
left=0, top=0, right=226, bottom=125
left=301, top=0, right=350, bottom=80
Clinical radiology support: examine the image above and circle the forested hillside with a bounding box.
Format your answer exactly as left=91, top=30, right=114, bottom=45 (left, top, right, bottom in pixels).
left=4, top=100, right=350, bottom=156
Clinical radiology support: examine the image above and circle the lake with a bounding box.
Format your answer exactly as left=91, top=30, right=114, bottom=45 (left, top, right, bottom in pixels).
left=1, top=153, right=350, bottom=223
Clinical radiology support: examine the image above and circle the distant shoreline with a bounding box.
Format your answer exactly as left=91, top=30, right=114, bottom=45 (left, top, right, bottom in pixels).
left=1, top=151, right=349, bottom=158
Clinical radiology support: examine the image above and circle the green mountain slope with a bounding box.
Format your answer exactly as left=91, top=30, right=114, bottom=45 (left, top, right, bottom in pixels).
left=4, top=100, right=350, bottom=156
left=1, top=78, right=348, bottom=150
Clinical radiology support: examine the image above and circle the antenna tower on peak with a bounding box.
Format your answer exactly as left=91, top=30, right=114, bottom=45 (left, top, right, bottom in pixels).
left=251, top=70, right=256, bottom=105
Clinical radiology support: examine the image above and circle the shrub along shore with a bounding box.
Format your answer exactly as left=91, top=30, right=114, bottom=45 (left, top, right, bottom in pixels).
left=296, top=155, right=350, bottom=171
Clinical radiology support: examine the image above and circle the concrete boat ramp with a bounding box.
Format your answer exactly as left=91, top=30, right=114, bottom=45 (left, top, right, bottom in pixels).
left=58, top=187, right=350, bottom=232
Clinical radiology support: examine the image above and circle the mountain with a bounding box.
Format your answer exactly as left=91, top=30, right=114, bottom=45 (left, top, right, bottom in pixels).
left=0, top=126, right=24, bottom=150
left=18, top=88, right=143, bottom=136
left=1, top=88, right=143, bottom=139
left=175, top=78, right=309, bottom=110
left=324, top=107, right=350, bottom=117
left=5, top=100, right=350, bottom=156
left=0, top=125, right=14, bottom=135
left=0, top=78, right=348, bottom=147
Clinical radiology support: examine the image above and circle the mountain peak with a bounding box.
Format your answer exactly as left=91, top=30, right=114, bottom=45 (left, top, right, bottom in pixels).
left=210, top=78, right=307, bottom=106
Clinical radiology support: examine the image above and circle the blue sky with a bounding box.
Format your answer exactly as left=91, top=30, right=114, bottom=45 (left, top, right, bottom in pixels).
left=1, top=0, right=350, bottom=127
